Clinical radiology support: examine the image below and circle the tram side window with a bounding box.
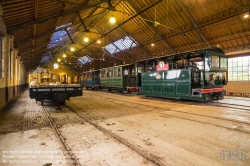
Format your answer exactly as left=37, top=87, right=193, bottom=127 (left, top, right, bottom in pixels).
left=220, top=57, right=227, bottom=69
left=101, top=70, right=104, bottom=78
left=131, top=69, right=135, bottom=76
left=211, top=56, right=219, bottom=68
left=113, top=68, right=117, bottom=77
left=118, top=68, right=121, bottom=77
left=109, top=69, right=112, bottom=77
left=193, top=72, right=199, bottom=83
left=106, top=70, right=109, bottom=77
left=87, top=73, right=91, bottom=79
left=103, top=70, right=106, bottom=78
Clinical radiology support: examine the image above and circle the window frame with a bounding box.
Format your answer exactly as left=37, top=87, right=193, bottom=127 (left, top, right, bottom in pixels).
left=228, top=55, right=250, bottom=81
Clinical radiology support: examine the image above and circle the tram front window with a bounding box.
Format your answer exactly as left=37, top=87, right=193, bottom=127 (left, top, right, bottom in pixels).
left=205, top=72, right=223, bottom=86
left=208, top=74, right=215, bottom=85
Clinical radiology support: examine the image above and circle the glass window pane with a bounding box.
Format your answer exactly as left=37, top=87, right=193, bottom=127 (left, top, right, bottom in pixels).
left=232, top=77, right=237, bottom=81
left=242, top=76, right=248, bottom=80
left=232, top=58, right=238, bottom=62
left=228, top=56, right=250, bottom=81
left=243, top=56, right=249, bottom=61
left=105, top=36, right=138, bottom=55
left=237, top=77, right=243, bottom=81
left=237, top=67, right=242, bottom=71
left=243, top=62, right=248, bottom=67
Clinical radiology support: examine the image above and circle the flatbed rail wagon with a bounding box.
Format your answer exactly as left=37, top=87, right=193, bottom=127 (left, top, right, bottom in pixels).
left=29, top=84, right=83, bottom=105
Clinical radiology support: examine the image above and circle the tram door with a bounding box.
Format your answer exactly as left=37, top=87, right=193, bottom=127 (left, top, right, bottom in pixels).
left=192, top=71, right=201, bottom=89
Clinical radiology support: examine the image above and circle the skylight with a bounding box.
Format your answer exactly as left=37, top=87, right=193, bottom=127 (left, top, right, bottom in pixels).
left=78, top=55, right=93, bottom=64
left=55, top=23, right=72, bottom=30
left=41, top=55, right=50, bottom=62
left=105, top=36, right=138, bottom=55
left=47, top=23, right=72, bottom=49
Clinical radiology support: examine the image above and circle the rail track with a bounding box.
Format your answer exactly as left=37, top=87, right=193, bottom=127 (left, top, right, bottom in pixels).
left=41, top=102, right=163, bottom=166
left=83, top=91, right=250, bottom=134
left=210, top=101, right=250, bottom=111
left=37, top=90, right=250, bottom=166
left=41, top=105, right=82, bottom=166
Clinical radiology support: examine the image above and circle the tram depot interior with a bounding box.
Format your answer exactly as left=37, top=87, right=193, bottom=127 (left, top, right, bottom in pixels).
left=0, top=0, right=250, bottom=166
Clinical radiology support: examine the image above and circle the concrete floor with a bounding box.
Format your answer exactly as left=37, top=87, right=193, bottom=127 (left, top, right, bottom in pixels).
left=0, top=89, right=249, bottom=166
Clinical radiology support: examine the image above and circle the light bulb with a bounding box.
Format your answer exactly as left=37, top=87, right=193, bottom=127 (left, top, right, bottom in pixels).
left=84, top=37, right=89, bottom=42
left=97, top=39, right=101, bottom=44
left=243, top=13, right=249, bottom=18
left=109, top=16, right=116, bottom=23
left=54, top=63, right=59, bottom=69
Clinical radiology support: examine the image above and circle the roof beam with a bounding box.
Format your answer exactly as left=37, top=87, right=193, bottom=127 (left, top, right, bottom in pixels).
left=65, top=28, right=74, bottom=43
left=71, top=0, right=163, bottom=58
left=106, top=0, right=116, bottom=11
left=8, top=0, right=108, bottom=33
left=14, top=12, right=106, bottom=46
left=19, top=44, right=47, bottom=55
left=175, top=0, right=211, bottom=47
left=76, top=12, right=90, bottom=32
left=127, top=0, right=175, bottom=53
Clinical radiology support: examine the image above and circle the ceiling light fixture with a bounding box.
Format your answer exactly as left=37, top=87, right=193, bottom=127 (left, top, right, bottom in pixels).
left=57, top=58, right=61, bottom=62
left=109, top=16, right=116, bottom=24
left=53, top=63, right=59, bottom=69
left=151, top=43, right=155, bottom=47
left=97, top=39, right=101, bottom=44
left=63, top=53, right=66, bottom=58
left=84, top=37, right=89, bottom=42
left=243, top=12, right=249, bottom=18
left=70, top=47, right=75, bottom=52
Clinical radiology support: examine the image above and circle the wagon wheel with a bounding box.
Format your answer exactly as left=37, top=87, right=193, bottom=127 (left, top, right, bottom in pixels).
left=41, top=99, right=44, bottom=106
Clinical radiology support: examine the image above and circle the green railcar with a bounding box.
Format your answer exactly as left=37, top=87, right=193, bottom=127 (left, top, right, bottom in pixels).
left=100, top=64, right=137, bottom=93
left=138, top=47, right=228, bottom=101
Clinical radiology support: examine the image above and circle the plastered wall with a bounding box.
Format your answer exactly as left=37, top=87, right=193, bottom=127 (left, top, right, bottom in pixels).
left=0, top=5, right=27, bottom=109
left=224, top=81, right=250, bottom=97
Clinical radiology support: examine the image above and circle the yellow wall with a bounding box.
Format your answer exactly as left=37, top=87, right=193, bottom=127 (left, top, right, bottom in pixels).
left=0, top=26, right=27, bottom=109
left=224, top=81, right=250, bottom=97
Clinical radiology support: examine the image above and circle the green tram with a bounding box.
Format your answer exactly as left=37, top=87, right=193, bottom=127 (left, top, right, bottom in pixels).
left=82, top=47, right=228, bottom=101
left=99, top=64, right=137, bottom=93
left=138, top=47, right=228, bottom=101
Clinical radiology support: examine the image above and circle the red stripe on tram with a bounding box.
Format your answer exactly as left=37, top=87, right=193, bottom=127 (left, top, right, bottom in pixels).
left=201, top=88, right=224, bottom=93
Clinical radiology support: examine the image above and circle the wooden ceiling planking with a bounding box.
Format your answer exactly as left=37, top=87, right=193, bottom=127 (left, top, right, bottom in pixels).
left=1, top=0, right=250, bottom=71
